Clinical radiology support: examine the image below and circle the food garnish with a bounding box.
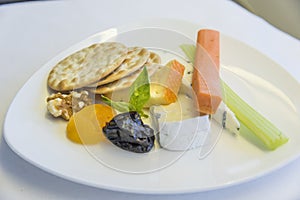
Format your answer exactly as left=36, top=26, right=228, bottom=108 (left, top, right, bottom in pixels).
left=66, top=104, right=115, bottom=144
left=129, top=67, right=151, bottom=114
left=101, top=67, right=150, bottom=117
left=103, top=111, right=155, bottom=153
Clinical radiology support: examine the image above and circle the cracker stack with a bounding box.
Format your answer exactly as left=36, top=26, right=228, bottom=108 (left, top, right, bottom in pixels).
left=47, top=42, right=161, bottom=94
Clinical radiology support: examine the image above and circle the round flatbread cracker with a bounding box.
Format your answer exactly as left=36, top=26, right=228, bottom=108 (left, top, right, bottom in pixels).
left=96, top=46, right=150, bottom=86
left=91, top=64, right=163, bottom=94
left=47, top=42, right=127, bottom=91
left=147, top=51, right=161, bottom=64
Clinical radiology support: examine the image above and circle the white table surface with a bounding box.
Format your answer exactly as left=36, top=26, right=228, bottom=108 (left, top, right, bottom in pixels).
left=1, top=0, right=300, bottom=199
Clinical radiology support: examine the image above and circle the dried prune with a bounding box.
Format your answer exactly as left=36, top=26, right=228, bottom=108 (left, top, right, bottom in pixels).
left=103, top=111, right=155, bottom=153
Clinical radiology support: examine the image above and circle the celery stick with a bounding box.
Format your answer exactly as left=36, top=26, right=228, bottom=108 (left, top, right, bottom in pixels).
left=180, top=44, right=288, bottom=150
left=222, top=82, right=288, bottom=150
left=180, top=44, right=196, bottom=64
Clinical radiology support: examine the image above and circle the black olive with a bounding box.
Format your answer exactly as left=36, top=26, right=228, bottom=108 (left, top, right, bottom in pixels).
left=102, top=111, right=155, bottom=153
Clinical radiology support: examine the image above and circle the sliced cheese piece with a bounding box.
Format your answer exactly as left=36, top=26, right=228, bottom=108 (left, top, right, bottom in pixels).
left=159, top=115, right=210, bottom=151
left=150, top=106, right=210, bottom=151
left=212, top=101, right=240, bottom=134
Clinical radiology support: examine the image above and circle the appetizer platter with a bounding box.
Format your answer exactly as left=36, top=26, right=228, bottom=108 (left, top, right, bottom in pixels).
left=4, top=19, right=300, bottom=193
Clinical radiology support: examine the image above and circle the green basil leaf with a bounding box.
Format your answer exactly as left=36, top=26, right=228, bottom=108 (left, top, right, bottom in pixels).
left=101, top=67, right=150, bottom=118
left=129, top=67, right=150, bottom=112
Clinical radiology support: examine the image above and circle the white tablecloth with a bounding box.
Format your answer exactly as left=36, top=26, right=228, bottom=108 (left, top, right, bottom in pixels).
left=1, top=0, right=300, bottom=199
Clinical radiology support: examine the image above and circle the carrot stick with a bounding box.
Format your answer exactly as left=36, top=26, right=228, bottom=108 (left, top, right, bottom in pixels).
left=192, top=29, right=222, bottom=114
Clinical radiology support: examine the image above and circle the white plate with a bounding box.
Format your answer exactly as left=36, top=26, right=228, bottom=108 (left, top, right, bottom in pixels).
left=4, top=19, right=300, bottom=194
